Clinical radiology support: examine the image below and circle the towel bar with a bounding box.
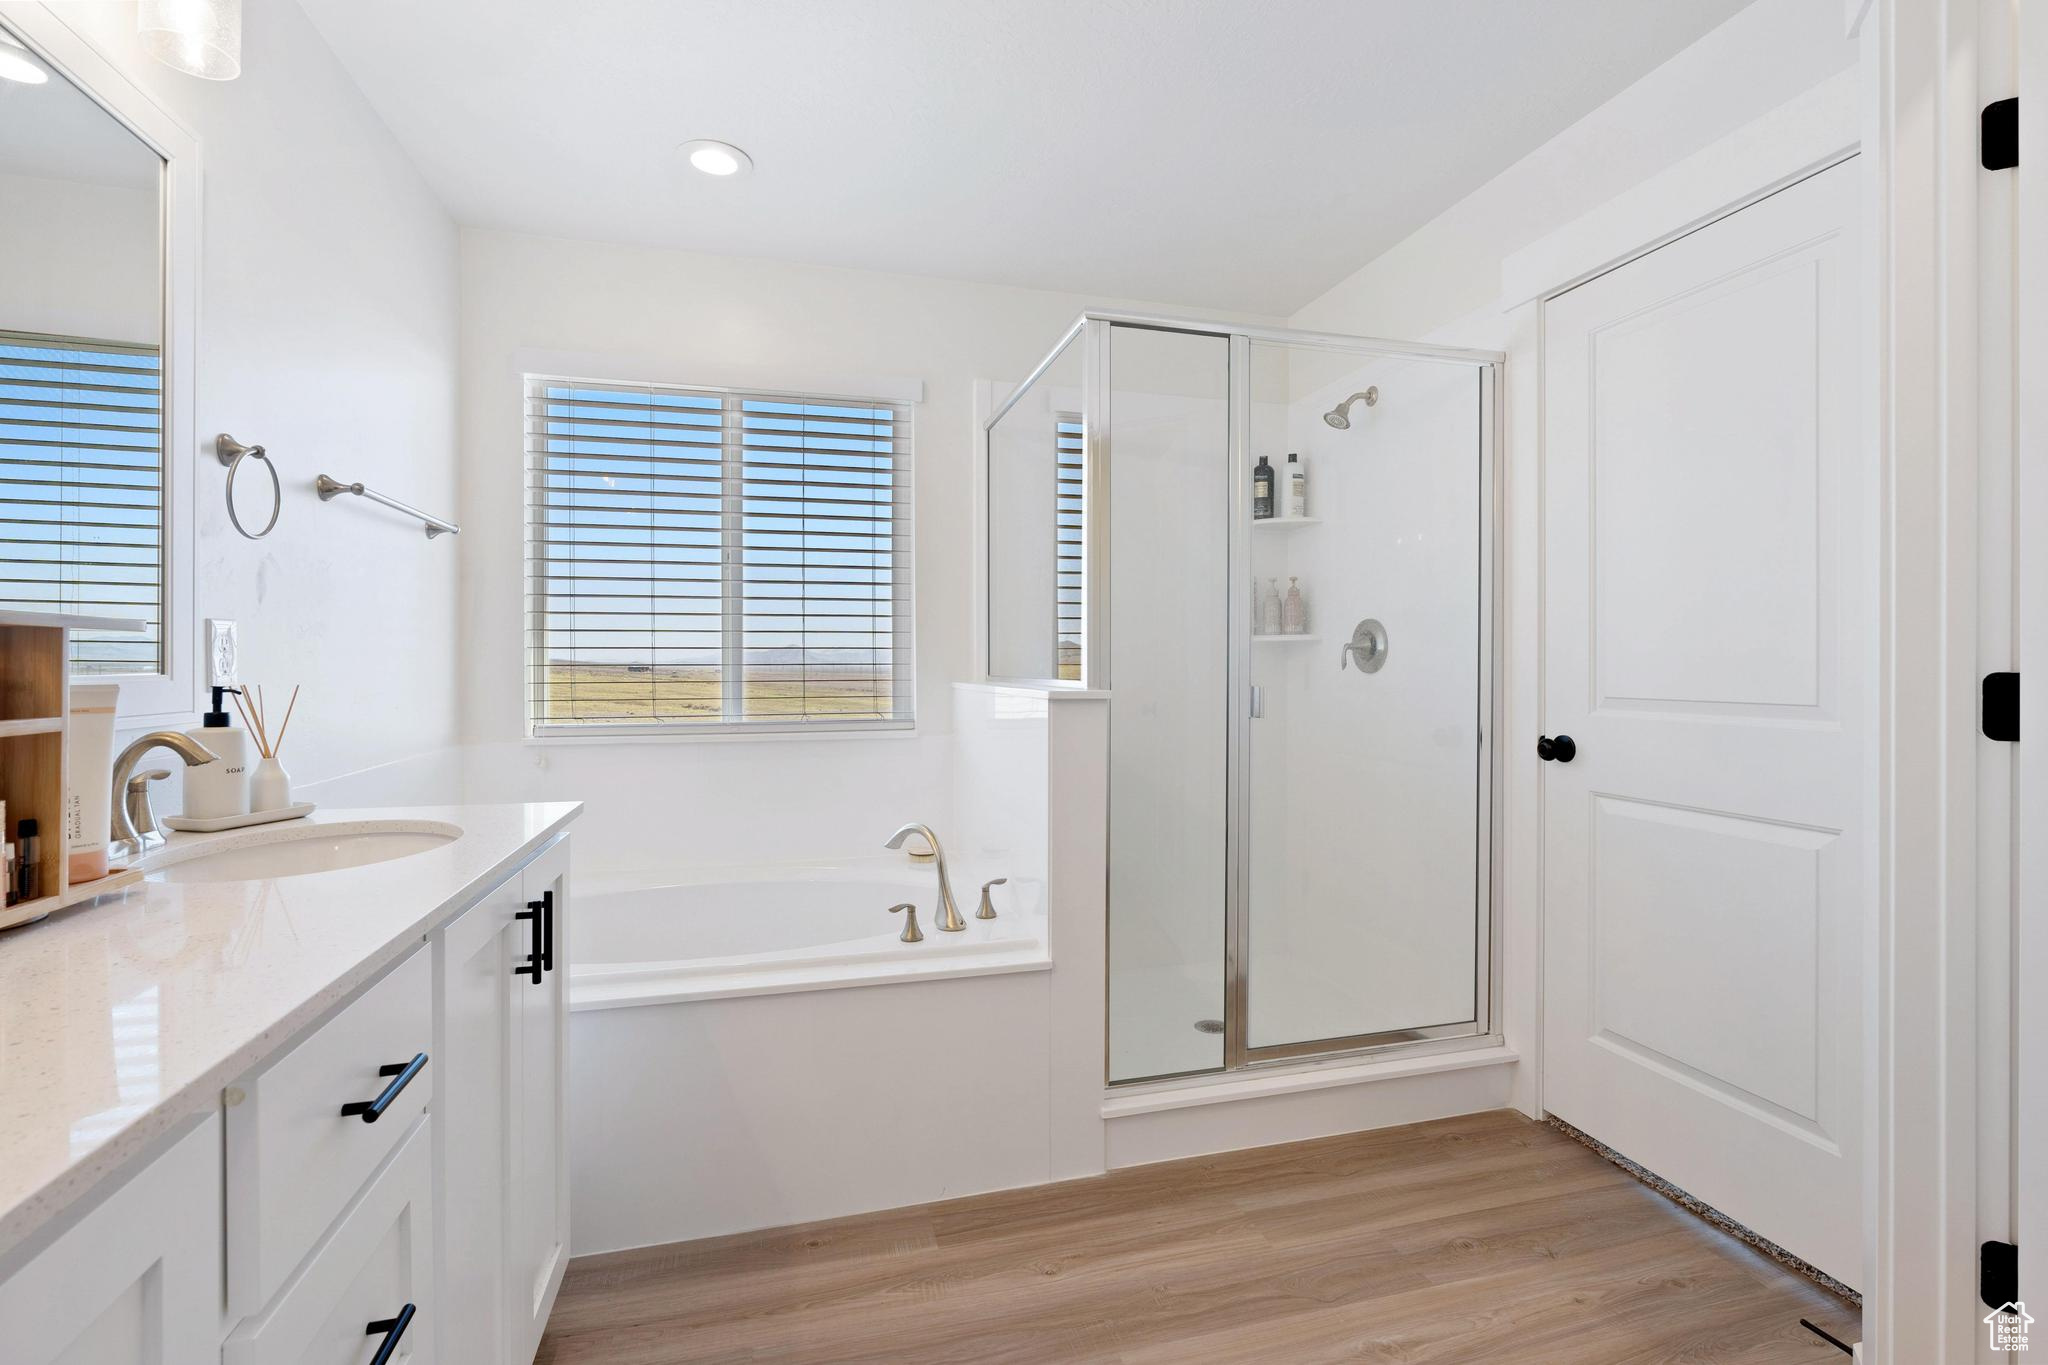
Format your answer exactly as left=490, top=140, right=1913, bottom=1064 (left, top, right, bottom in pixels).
left=314, top=474, right=459, bottom=538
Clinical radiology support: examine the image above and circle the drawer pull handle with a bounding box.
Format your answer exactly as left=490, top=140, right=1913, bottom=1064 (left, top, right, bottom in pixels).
left=538, top=888, right=555, bottom=973
left=514, top=890, right=555, bottom=982
left=364, top=1303, right=416, bottom=1365
left=513, top=901, right=543, bottom=984
left=340, top=1052, right=428, bottom=1123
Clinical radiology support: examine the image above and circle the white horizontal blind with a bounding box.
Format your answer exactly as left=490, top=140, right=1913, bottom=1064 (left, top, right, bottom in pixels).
left=525, top=376, right=914, bottom=733
left=0, top=332, right=164, bottom=674
left=1055, top=415, right=1084, bottom=681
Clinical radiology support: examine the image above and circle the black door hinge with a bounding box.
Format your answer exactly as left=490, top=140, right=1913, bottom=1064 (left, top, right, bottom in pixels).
left=1985, top=98, right=2019, bottom=170
left=1984, top=672, right=2020, bottom=741
left=1984, top=1239, right=2020, bottom=1308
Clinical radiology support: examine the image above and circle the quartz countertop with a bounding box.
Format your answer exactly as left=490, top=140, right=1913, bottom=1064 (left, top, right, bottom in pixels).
left=0, top=801, right=580, bottom=1265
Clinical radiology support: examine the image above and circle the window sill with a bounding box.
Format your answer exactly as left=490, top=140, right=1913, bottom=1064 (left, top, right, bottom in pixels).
left=524, top=722, right=919, bottom=747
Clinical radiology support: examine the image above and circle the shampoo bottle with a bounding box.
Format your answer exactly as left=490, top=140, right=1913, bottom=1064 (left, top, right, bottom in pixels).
left=1252, top=455, right=1274, bottom=519
left=1285, top=452, right=1307, bottom=519
left=182, top=686, right=249, bottom=820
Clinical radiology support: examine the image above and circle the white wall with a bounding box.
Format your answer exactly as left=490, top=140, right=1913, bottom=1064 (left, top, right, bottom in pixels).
left=28, top=0, right=461, bottom=798
left=0, top=171, right=156, bottom=342
left=456, top=227, right=1265, bottom=872
left=1290, top=0, right=1857, bottom=344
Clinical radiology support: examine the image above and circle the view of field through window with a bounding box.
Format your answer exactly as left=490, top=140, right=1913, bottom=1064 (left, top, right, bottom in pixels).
left=528, top=379, right=911, bottom=729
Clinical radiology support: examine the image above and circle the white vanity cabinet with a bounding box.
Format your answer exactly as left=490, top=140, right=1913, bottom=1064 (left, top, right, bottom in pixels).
left=0, top=1114, right=222, bottom=1365
left=0, top=826, right=573, bottom=1365
left=434, top=833, right=571, bottom=1364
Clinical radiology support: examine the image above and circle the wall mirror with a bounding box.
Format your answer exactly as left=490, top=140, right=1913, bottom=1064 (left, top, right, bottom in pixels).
left=0, top=12, right=196, bottom=718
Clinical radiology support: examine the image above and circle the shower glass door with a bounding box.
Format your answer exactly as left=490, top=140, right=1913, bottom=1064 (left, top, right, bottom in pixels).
left=1238, top=341, right=1491, bottom=1061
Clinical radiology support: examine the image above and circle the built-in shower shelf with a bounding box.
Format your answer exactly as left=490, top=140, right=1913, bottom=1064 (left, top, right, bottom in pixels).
left=1252, top=633, right=1319, bottom=644
left=1252, top=516, right=1320, bottom=529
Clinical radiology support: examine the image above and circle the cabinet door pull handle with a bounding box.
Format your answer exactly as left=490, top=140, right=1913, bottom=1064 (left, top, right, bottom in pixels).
left=513, top=905, right=543, bottom=983
left=340, top=1052, right=428, bottom=1123
left=534, top=889, right=555, bottom=973
left=364, top=1303, right=416, bottom=1365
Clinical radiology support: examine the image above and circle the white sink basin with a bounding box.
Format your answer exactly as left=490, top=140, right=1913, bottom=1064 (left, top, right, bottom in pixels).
left=149, top=823, right=461, bottom=884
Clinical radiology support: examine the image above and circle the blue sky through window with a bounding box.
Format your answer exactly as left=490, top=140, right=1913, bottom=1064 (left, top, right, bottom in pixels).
left=0, top=335, right=164, bottom=674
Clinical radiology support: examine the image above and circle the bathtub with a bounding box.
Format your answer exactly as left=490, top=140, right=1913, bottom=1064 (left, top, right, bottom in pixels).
left=569, top=863, right=1049, bottom=1009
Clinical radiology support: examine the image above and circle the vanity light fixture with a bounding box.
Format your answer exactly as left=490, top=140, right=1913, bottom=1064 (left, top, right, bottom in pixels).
left=138, top=0, right=242, bottom=81
left=0, top=32, right=49, bottom=85
left=681, top=139, right=753, bottom=178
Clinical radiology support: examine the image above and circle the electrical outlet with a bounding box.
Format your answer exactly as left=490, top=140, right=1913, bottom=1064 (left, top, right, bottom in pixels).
left=206, top=619, right=240, bottom=687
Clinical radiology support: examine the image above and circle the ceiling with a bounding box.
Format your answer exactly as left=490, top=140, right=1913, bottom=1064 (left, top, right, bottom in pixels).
left=298, top=0, right=1753, bottom=315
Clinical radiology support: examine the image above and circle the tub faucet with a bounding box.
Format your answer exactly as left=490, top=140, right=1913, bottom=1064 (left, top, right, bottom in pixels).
left=885, top=823, right=964, bottom=931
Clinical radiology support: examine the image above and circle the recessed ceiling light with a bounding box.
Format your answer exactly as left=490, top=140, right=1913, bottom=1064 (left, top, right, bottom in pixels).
left=0, top=33, right=50, bottom=85
left=681, top=139, right=753, bottom=179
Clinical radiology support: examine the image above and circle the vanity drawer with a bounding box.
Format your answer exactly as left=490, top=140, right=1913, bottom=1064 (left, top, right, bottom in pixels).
left=227, top=946, right=434, bottom=1317
left=225, top=1115, right=435, bottom=1365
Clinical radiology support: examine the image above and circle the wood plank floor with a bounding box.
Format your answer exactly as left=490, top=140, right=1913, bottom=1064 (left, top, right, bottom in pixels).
left=536, top=1110, right=1859, bottom=1364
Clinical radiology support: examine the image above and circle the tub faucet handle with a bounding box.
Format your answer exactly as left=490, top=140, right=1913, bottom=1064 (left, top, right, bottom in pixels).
left=889, top=902, right=924, bottom=943
left=977, top=878, right=1007, bottom=920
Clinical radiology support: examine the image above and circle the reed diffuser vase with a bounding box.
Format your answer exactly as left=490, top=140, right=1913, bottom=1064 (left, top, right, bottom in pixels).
left=232, top=684, right=299, bottom=813
left=250, top=755, right=291, bottom=813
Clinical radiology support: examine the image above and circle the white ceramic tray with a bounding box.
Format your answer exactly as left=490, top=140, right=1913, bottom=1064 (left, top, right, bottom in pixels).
left=163, top=802, right=316, bottom=833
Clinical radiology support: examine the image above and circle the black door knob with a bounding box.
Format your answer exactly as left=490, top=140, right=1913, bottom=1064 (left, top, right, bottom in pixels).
left=1537, top=734, right=1577, bottom=763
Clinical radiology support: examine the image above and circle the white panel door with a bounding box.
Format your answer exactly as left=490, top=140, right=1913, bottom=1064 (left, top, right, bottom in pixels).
left=1541, top=158, right=1866, bottom=1286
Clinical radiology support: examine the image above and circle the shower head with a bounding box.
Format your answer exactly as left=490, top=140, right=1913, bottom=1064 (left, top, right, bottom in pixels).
left=1323, top=387, right=1379, bottom=430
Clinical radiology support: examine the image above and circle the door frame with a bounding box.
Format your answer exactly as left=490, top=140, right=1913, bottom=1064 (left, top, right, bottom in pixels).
left=1862, top=0, right=2000, bottom=1359
left=2013, top=0, right=2046, bottom=1349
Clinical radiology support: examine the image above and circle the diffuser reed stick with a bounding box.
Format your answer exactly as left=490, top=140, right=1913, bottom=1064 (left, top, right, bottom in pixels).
left=272, top=687, right=299, bottom=756
left=230, top=684, right=300, bottom=761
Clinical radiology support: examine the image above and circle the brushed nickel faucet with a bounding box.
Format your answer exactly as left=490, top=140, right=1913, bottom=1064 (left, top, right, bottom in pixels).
left=885, top=823, right=964, bottom=931
left=888, top=902, right=923, bottom=943
left=109, top=731, right=220, bottom=860
left=977, top=877, right=1007, bottom=920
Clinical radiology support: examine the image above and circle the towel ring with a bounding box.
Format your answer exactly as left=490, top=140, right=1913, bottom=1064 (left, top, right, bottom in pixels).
left=216, top=434, right=281, bottom=540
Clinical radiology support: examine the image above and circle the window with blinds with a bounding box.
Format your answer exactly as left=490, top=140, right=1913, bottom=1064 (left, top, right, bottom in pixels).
left=0, top=332, right=164, bottom=675
left=525, top=376, right=914, bottom=733
left=1055, top=416, right=1083, bottom=681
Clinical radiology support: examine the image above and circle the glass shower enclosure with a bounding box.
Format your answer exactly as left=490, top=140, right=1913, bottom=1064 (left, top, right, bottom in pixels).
left=986, top=313, right=1502, bottom=1083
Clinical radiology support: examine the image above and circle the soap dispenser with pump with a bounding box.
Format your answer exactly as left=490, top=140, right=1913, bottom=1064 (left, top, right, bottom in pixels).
left=182, top=686, right=249, bottom=820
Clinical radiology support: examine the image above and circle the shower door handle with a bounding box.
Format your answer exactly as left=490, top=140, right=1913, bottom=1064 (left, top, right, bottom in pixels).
left=1249, top=685, right=1264, bottom=719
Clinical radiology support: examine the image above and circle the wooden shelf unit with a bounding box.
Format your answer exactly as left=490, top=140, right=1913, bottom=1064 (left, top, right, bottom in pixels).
left=0, top=610, right=148, bottom=931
